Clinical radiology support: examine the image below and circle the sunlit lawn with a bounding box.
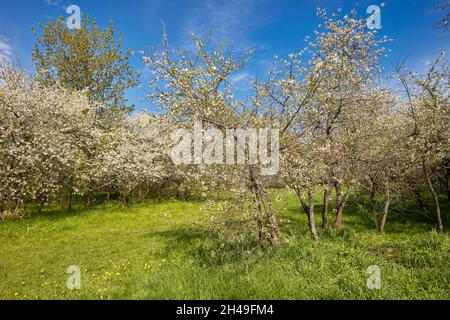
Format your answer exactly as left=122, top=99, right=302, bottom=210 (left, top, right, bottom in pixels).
left=0, top=191, right=449, bottom=300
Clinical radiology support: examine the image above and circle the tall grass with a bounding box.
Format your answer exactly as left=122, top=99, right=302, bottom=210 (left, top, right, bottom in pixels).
left=0, top=190, right=448, bottom=299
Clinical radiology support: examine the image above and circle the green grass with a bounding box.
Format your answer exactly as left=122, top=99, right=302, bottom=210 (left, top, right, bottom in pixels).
left=0, top=191, right=449, bottom=300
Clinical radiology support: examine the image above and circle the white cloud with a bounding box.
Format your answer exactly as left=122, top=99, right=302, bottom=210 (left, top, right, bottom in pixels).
left=180, top=0, right=270, bottom=51
left=44, top=0, right=61, bottom=6
left=0, top=35, right=12, bottom=63
left=229, top=71, right=254, bottom=93
left=230, top=71, right=250, bottom=84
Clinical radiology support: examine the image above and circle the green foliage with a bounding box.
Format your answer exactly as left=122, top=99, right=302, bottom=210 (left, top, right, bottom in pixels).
left=32, top=16, right=138, bottom=117
left=198, top=196, right=259, bottom=263
left=0, top=190, right=449, bottom=300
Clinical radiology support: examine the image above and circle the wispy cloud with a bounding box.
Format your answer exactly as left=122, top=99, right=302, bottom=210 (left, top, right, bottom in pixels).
left=44, top=0, right=69, bottom=11
left=44, top=0, right=61, bottom=6
left=180, top=0, right=271, bottom=51
left=0, top=35, right=12, bottom=62
left=230, top=71, right=250, bottom=84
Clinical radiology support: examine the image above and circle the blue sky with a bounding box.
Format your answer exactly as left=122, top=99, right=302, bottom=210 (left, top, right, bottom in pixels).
left=0, top=0, right=448, bottom=111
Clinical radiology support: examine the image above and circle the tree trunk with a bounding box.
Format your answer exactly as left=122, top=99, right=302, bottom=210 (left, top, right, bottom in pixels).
left=37, top=193, right=48, bottom=215
left=59, top=192, right=65, bottom=209
left=321, top=183, right=331, bottom=231
left=423, top=161, right=443, bottom=233
left=104, top=192, right=110, bottom=208
left=334, top=181, right=343, bottom=229
left=68, top=188, right=73, bottom=212
left=85, top=195, right=92, bottom=209
left=249, top=168, right=279, bottom=248
left=413, top=189, right=429, bottom=214
left=333, top=182, right=349, bottom=230
left=294, top=187, right=310, bottom=222
left=37, top=200, right=45, bottom=215
left=295, top=186, right=319, bottom=241
left=257, top=182, right=279, bottom=246
left=334, top=206, right=343, bottom=230
left=122, top=192, right=132, bottom=207
left=251, top=183, right=266, bottom=251
left=380, top=184, right=391, bottom=234
left=307, top=186, right=319, bottom=241
left=85, top=186, right=93, bottom=209
left=84, top=179, right=94, bottom=209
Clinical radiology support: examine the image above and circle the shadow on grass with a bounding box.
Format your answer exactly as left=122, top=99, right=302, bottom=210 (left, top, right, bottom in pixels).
left=274, top=191, right=449, bottom=241
left=146, top=222, right=264, bottom=267
left=14, top=197, right=205, bottom=224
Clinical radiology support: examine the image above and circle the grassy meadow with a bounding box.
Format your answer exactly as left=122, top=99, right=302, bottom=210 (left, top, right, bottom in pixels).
left=0, top=190, right=449, bottom=300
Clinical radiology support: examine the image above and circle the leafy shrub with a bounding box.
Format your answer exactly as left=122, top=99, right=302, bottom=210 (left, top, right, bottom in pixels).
left=199, top=195, right=259, bottom=263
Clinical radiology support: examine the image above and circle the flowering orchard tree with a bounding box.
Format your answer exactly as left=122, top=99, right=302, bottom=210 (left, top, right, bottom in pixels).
left=0, top=64, right=100, bottom=216
left=0, top=63, right=172, bottom=216
left=97, top=112, right=172, bottom=206
left=350, top=98, right=408, bottom=233
left=143, top=32, right=285, bottom=249
left=143, top=8, right=442, bottom=245
left=304, top=9, right=390, bottom=231
left=269, top=9, right=391, bottom=237
left=396, top=52, right=450, bottom=233
left=1, top=8, right=447, bottom=247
